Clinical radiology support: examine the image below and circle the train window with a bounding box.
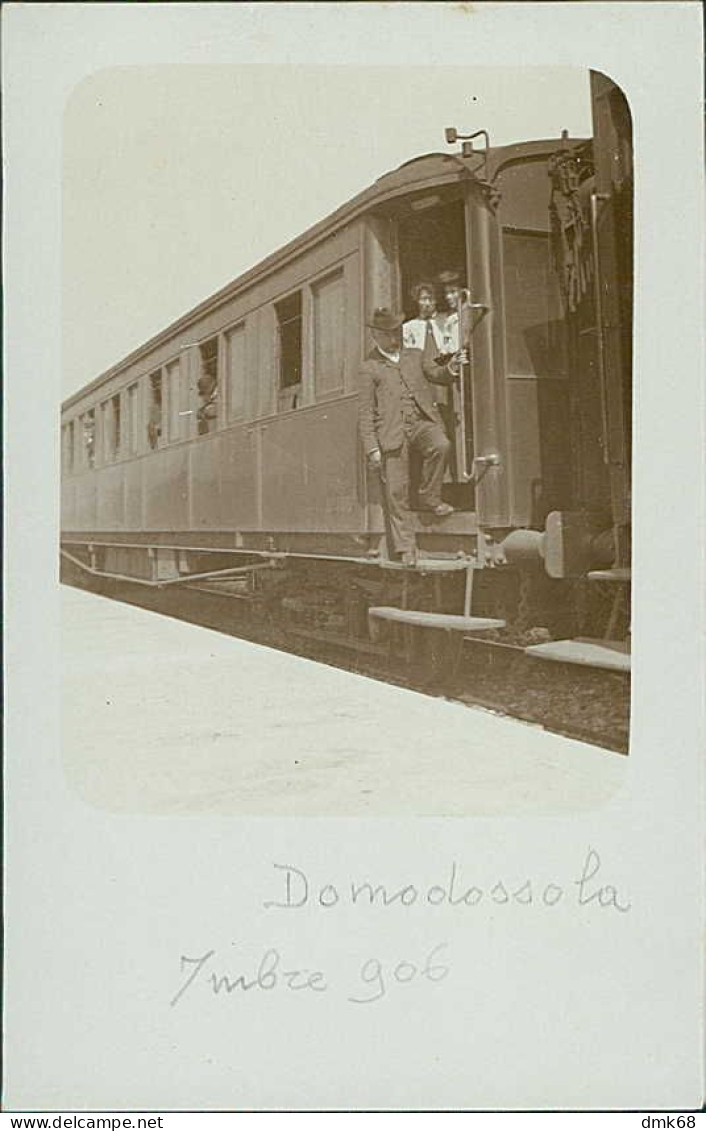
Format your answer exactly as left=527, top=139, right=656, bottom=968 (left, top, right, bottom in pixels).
left=62, top=421, right=75, bottom=473
left=165, top=358, right=182, bottom=441
left=102, top=394, right=121, bottom=460
left=225, top=323, right=246, bottom=421
left=100, top=401, right=109, bottom=460
left=197, top=337, right=219, bottom=435
left=275, top=292, right=302, bottom=392
left=313, top=269, right=345, bottom=396
left=82, top=409, right=96, bottom=469
left=147, top=370, right=163, bottom=449
left=126, top=382, right=140, bottom=455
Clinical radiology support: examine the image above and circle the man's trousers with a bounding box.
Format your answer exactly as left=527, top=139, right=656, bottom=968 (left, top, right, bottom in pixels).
left=381, top=420, right=450, bottom=553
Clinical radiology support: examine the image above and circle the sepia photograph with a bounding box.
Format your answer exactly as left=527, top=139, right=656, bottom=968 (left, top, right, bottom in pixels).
left=4, top=1, right=704, bottom=1115
left=59, top=64, right=632, bottom=816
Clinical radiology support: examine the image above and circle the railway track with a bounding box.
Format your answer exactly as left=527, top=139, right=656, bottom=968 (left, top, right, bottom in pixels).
left=64, top=569, right=630, bottom=755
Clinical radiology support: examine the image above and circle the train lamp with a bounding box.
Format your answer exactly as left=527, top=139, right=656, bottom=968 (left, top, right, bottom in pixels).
left=444, top=127, right=490, bottom=157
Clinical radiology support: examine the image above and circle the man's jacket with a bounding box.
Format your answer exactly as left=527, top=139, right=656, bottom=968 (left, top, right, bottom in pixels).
left=358, top=345, right=454, bottom=454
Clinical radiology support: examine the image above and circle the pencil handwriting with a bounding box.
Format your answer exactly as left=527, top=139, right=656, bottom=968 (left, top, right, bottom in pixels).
left=263, top=848, right=631, bottom=914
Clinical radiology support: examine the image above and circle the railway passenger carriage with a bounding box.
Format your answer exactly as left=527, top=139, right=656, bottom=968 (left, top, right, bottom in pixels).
left=61, top=71, right=632, bottom=671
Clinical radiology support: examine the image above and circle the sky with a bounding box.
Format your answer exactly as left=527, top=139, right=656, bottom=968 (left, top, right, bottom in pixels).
left=62, top=65, right=592, bottom=398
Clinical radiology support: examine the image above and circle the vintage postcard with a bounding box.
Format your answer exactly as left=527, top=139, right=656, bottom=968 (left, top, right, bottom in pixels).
left=3, top=1, right=704, bottom=1114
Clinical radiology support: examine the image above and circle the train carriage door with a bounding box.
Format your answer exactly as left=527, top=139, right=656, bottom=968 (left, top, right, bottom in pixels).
left=463, top=181, right=509, bottom=527
left=395, top=192, right=474, bottom=511
left=589, top=71, right=633, bottom=559
left=481, top=153, right=576, bottom=533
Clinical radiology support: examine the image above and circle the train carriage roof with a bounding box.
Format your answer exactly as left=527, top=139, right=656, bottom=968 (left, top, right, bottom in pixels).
left=62, top=137, right=577, bottom=411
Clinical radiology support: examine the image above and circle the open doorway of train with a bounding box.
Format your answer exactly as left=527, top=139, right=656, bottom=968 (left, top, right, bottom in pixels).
left=396, top=193, right=473, bottom=511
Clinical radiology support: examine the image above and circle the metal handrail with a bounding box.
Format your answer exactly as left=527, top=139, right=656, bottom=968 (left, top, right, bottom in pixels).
left=454, top=294, right=489, bottom=482
left=456, top=291, right=471, bottom=482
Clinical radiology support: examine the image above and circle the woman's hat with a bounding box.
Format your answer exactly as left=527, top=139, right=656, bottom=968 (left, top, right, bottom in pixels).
left=437, top=269, right=464, bottom=287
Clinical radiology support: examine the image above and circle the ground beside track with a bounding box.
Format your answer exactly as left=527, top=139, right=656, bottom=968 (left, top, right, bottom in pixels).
left=63, top=564, right=631, bottom=753
left=62, top=584, right=626, bottom=816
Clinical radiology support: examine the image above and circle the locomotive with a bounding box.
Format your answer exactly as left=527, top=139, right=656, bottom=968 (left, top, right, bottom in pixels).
left=60, top=71, right=632, bottom=672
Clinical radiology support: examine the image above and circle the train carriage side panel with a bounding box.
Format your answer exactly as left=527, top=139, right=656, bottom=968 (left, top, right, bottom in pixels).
left=63, top=221, right=367, bottom=542
left=465, top=183, right=510, bottom=528
left=124, top=459, right=143, bottom=530
left=259, top=236, right=365, bottom=534
left=61, top=471, right=77, bottom=531
left=188, top=435, right=223, bottom=530
left=96, top=461, right=126, bottom=530
left=143, top=445, right=191, bottom=530
left=260, top=396, right=363, bottom=533
left=219, top=424, right=260, bottom=531
left=217, top=229, right=364, bottom=537
left=74, top=471, right=98, bottom=531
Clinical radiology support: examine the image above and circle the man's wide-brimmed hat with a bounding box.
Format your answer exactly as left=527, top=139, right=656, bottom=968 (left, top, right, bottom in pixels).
left=367, top=307, right=405, bottom=332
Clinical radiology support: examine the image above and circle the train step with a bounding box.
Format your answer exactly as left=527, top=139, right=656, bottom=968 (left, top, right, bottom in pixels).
left=587, top=568, right=632, bottom=583
left=524, top=636, right=631, bottom=673
left=368, top=607, right=505, bottom=633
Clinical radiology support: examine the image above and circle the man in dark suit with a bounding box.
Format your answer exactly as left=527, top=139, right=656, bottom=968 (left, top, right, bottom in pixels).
left=359, top=307, right=456, bottom=564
